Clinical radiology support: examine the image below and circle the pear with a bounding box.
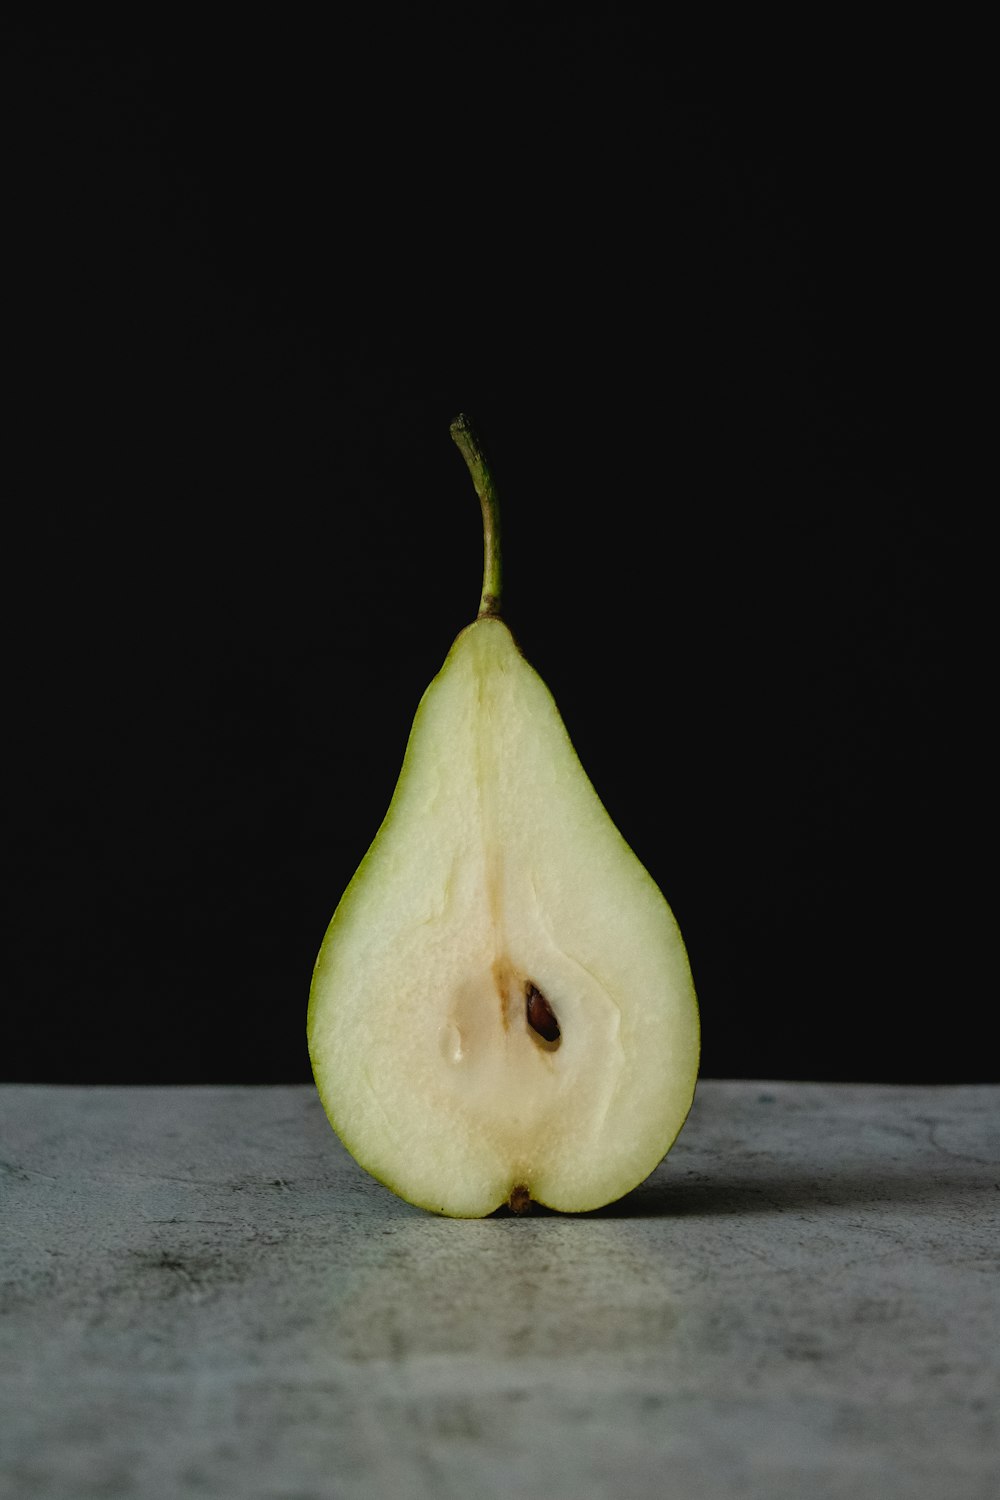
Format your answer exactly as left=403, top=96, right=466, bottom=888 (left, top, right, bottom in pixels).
left=307, top=417, right=700, bottom=1216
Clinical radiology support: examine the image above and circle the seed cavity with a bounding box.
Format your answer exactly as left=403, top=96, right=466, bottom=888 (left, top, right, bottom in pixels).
left=525, top=982, right=560, bottom=1044
left=441, top=1021, right=464, bottom=1063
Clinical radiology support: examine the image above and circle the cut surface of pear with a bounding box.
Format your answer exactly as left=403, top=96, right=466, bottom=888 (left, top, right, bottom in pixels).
left=308, top=607, right=700, bottom=1218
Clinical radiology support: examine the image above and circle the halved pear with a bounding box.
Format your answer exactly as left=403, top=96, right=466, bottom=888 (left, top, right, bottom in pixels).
left=307, top=418, right=699, bottom=1216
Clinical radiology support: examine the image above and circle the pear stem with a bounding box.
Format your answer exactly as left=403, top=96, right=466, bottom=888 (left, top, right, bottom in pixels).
left=450, top=413, right=503, bottom=618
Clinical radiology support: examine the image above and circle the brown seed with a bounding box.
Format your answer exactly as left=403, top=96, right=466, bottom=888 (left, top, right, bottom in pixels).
left=525, top=982, right=560, bottom=1043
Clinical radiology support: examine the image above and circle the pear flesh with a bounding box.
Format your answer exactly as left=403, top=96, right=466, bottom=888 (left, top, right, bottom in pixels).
left=308, top=614, right=700, bottom=1216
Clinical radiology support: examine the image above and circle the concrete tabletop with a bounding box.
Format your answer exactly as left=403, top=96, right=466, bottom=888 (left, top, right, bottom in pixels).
left=1, top=1081, right=997, bottom=1499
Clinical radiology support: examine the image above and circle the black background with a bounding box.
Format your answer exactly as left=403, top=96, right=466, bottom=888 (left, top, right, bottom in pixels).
left=3, top=17, right=976, bottom=1083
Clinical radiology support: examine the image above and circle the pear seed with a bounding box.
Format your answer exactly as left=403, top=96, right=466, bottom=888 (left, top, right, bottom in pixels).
left=525, top=982, right=560, bottom=1043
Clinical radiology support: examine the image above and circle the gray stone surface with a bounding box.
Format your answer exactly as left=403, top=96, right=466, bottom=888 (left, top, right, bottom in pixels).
left=1, top=1081, right=997, bottom=1499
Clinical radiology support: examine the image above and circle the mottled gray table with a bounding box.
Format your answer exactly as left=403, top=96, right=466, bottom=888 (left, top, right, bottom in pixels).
left=1, top=1082, right=997, bottom=1499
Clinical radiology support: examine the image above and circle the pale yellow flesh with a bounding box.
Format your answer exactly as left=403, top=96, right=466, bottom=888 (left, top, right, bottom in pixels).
left=308, top=617, right=699, bottom=1216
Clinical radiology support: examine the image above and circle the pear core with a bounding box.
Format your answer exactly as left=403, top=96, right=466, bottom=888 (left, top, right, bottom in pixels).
left=308, top=616, right=699, bottom=1217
